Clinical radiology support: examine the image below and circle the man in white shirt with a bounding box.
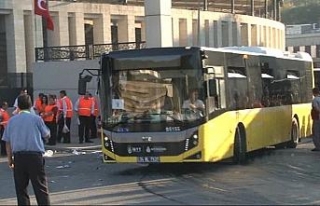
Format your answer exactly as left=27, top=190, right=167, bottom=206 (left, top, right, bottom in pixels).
left=12, top=88, right=35, bottom=115
left=182, top=88, right=205, bottom=112
left=182, top=88, right=205, bottom=120
left=311, top=87, right=320, bottom=152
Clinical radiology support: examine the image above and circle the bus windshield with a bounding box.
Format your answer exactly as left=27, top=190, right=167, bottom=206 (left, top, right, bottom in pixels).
left=104, top=68, right=205, bottom=124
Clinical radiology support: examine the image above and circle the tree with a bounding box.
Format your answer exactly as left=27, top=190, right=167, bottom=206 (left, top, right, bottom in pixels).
left=281, top=2, right=320, bottom=25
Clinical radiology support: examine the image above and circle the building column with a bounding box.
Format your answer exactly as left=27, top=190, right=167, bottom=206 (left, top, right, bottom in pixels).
left=208, top=19, right=214, bottom=47
left=179, top=19, right=186, bottom=46
left=299, top=46, right=305, bottom=52
left=247, top=23, right=252, bottom=46
left=69, top=12, right=85, bottom=46
left=6, top=9, right=26, bottom=74
left=48, top=11, right=69, bottom=46
left=256, top=24, right=261, bottom=46
left=274, top=28, right=280, bottom=49
left=259, top=25, right=265, bottom=47
left=34, top=15, right=43, bottom=48
left=118, top=15, right=136, bottom=43
left=251, top=24, right=257, bottom=46
left=287, top=46, right=293, bottom=53
left=265, top=26, right=269, bottom=48
left=268, top=27, right=272, bottom=48
left=93, top=13, right=111, bottom=44
left=179, top=18, right=193, bottom=46
left=228, top=20, right=233, bottom=46
left=311, top=45, right=317, bottom=58
left=145, top=0, right=172, bottom=47
left=172, top=17, right=179, bottom=46
left=216, top=20, right=222, bottom=47
left=24, top=13, right=35, bottom=73
left=241, top=23, right=248, bottom=46
left=279, top=30, right=284, bottom=50
left=198, top=16, right=206, bottom=46
left=141, top=20, right=146, bottom=42
left=236, top=21, right=241, bottom=46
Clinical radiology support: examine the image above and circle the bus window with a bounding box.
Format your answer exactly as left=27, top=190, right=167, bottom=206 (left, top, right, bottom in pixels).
left=261, top=68, right=273, bottom=107
left=227, top=67, right=248, bottom=109
left=314, top=68, right=320, bottom=89
left=205, top=78, right=226, bottom=113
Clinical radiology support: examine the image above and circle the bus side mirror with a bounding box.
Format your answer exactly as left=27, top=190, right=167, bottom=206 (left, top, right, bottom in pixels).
left=78, top=75, right=92, bottom=95
left=208, top=79, right=217, bottom=96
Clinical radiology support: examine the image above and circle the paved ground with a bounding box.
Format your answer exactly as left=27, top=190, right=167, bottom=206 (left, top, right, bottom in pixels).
left=1, top=137, right=320, bottom=205
left=44, top=137, right=102, bottom=152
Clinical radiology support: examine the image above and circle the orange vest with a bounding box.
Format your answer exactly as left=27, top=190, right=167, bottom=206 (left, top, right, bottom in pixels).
left=0, top=108, right=10, bottom=128
left=78, top=97, right=93, bottom=117
left=91, top=97, right=99, bottom=117
left=43, top=104, right=57, bottom=122
left=34, top=98, right=43, bottom=112
left=58, top=97, right=73, bottom=118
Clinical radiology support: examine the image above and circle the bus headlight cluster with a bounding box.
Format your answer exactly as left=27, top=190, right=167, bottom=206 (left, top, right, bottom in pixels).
left=103, top=134, right=114, bottom=152
left=192, top=134, right=198, bottom=146
left=185, top=131, right=199, bottom=151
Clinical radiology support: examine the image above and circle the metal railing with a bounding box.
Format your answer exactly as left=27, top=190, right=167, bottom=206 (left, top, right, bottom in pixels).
left=35, top=41, right=146, bottom=62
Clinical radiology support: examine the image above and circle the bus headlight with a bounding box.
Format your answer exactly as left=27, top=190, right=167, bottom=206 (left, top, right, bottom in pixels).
left=103, top=134, right=114, bottom=152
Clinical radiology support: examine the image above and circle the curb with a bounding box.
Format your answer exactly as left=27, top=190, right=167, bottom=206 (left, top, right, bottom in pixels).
left=45, top=144, right=101, bottom=151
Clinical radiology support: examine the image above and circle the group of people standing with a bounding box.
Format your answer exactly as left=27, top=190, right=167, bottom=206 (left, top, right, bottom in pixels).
left=33, top=90, right=72, bottom=145
left=0, top=88, right=100, bottom=156
left=0, top=88, right=100, bottom=205
left=33, top=90, right=99, bottom=145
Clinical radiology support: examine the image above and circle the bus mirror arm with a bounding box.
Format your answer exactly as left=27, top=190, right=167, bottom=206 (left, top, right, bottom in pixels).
left=78, top=68, right=100, bottom=95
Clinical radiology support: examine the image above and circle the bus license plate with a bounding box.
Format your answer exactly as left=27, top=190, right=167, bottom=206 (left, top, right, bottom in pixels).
left=137, top=156, right=160, bottom=163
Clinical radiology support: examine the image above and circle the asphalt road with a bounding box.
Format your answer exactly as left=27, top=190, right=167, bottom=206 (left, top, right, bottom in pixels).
left=1, top=138, right=320, bottom=205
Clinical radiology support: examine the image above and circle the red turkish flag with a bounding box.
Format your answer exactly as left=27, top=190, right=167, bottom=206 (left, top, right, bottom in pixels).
left=34, top=0, right=54, bottom=30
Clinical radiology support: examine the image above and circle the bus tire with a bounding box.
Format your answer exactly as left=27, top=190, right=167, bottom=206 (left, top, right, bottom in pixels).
left=274, top=142, right=287, bottom=149
left=233, top=126, right=247, bottom=164
left=286, top=118, right=300, bottom=148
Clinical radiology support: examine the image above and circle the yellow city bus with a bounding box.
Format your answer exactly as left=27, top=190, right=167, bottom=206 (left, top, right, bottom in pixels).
left=79, top=46, right=314, bottom=164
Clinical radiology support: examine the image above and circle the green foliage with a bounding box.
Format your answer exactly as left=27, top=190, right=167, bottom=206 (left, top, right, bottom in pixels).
left=281, top=1, right=320, bottom=25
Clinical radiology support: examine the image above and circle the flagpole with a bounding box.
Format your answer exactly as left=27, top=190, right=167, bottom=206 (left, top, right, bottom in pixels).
left=43, top=0, right=49, bottom=61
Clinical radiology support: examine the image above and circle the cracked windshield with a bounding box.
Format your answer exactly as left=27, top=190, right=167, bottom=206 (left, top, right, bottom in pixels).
left=107, top=69, right=205, bottom=123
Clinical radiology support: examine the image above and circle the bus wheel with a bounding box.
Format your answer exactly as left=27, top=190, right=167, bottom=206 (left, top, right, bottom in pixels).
left=287, top=118, right=300, bottom=148
left=233, top=126, right=247, bottom=164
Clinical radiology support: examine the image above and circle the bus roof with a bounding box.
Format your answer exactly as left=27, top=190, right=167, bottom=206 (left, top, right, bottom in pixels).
left=104, top=46, right=313, bottom=63
left=200, top=46, right=313, bottom=62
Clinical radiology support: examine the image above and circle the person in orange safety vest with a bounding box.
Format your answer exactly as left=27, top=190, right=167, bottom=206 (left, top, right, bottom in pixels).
left=0, top=101, right=10, bottom=156
left=75, top=91, right=94, bottom=144
left=33, top=92, right=45, bottom=115
left=41, top=94, right=58, bottom=145
left=56, top=90, right=73, bottom=143
left=89, top=93, right=99, bottom=139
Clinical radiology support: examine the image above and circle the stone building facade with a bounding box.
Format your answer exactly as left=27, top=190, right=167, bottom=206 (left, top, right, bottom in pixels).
left=0, top=0, right=285, bottom=104
left=286, top=24, right=320, bottom=68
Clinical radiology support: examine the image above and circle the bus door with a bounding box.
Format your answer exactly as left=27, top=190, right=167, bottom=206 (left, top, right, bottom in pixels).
left=263, top=76, right=292, bottom=145
left=226, top=67, right=266, bottom=151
